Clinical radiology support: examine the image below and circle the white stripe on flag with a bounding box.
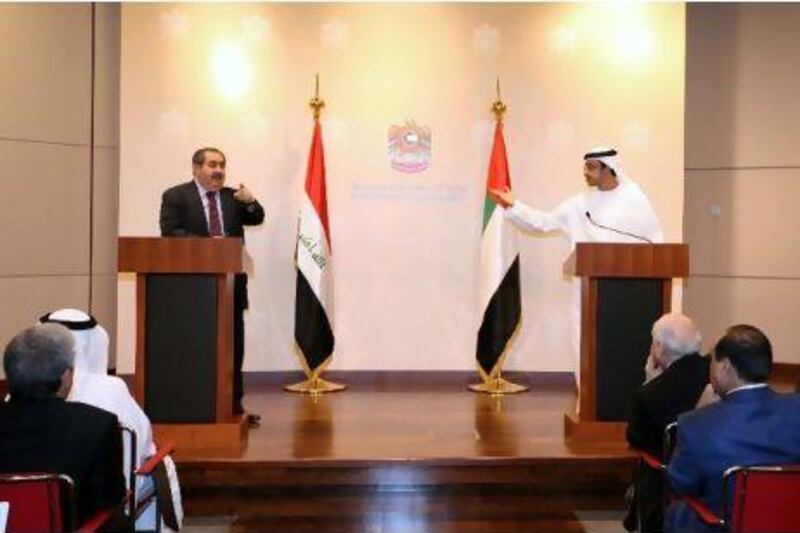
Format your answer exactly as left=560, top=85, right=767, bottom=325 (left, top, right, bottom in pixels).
left=479, top=205, right=518, bottom=313
left=296, top=194, right=334, bottom=319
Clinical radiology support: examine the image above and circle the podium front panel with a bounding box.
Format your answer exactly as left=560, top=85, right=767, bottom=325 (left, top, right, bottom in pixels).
left=145, top=274, right=218, bottom=423
left=595, top=278, right=663, bottom=421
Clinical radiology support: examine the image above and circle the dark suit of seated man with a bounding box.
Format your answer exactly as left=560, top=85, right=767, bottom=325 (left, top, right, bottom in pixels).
left=0, top=324, right=126, bottom=524
left=666, top=324, right=800, bottom=532
left=624, top=313, right=709, bottom=532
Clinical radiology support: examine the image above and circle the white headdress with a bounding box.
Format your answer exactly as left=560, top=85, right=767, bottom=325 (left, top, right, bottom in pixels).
left=584, top=146, right=625, bottom=180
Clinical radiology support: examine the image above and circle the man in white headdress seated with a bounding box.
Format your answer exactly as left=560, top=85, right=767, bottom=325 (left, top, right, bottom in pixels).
left=40, top=308, right=183, bottom=530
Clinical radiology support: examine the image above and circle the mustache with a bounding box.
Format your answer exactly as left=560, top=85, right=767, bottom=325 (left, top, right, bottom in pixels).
left=211, top=171, right=224, bottom=180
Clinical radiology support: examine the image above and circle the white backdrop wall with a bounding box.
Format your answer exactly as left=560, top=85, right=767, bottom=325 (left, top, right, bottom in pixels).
left=118, top=3, right=685, bottom=372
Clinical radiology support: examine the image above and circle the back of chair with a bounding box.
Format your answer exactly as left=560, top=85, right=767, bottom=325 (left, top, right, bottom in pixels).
left=663, top=421, right=678, bottom=461
left=120, top=424, right=138, bottom=518
left=726, top=465, right=800, bottom=533
left=0, top=473, right=73, bottom=532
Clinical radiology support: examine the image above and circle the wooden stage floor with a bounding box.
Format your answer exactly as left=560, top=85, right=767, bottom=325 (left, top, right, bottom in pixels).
left=177, top=372, right=637, bottom=532
left=198, top=372, right=631, bottom=462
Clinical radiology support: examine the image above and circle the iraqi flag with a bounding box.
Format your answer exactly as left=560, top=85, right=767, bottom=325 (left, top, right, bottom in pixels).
left=295, top=120, right=334, bottom=374
left=476, top=120, right=521, bottom=379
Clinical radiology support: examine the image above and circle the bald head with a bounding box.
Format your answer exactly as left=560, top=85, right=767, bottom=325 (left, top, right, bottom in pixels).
left=651, top=313, right=702, bottom=365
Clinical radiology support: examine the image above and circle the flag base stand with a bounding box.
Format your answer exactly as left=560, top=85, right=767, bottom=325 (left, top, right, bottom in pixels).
left=284, top=376, right=347, bottom=395
left=468, top=376, right=528, bottom=395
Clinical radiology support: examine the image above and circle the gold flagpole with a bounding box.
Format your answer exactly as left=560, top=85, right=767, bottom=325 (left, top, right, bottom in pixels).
left=469, top=78, right=528, bottom=395
left=285, top=74, right=346, bottom=395
left=311, top=73, right=324, bottom=121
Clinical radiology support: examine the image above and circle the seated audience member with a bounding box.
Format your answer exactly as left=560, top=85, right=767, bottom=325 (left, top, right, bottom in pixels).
left=627, top=313, right=709, bottom=457
left=624, top=313, right=709, bottom=532
left=41, top=308, right=183, bottom=531
left=0, top=324, right=126, bottom=523
left=41, top=310, right=154, bottom=484
left=666, top=325, right=800, bottom=532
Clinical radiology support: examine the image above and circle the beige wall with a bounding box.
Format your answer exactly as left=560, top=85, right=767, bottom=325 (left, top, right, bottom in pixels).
left=119, top=3, right=685, bottom=372
left=685, top=4, right=800, bottom=362
left=0, top=3, right=120, bottom=374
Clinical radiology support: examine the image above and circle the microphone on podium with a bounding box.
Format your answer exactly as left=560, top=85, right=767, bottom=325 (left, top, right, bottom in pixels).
left=584, top=211, right=652, bottom=244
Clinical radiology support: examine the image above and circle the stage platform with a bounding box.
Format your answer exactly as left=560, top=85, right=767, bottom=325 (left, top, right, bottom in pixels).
left=177, top=372, right=637, bottom=532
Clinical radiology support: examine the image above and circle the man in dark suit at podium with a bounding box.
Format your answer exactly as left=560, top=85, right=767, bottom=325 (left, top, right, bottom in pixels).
left=160, top=147, right=265, bottom=424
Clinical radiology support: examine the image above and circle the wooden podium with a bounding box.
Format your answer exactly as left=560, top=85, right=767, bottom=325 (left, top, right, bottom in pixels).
left=563, top=243, right=689, bottom=441
left=118, top=237, right=248, bottom=457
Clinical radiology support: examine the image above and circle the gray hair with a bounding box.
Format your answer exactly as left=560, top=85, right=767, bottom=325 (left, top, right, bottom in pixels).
left=652, top=313, right=702, bottom=362
left=3, top=323, right=75, bottom=400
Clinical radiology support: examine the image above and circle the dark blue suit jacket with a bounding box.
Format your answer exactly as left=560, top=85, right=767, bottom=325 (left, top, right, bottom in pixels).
left=665, top=386, right=800, bottom=532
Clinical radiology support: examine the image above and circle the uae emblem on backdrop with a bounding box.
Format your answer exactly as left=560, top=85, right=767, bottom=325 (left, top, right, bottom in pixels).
left=387, top=119, right=432, bottom=173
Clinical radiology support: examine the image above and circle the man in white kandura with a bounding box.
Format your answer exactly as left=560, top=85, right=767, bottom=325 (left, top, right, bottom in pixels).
left=40, top=308, right=183, bottom=531
left=489, top=147, right=664, bottom=386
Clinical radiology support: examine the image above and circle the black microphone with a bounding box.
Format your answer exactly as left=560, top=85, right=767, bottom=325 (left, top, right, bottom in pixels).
left=585, top=211, right=652, bottom=244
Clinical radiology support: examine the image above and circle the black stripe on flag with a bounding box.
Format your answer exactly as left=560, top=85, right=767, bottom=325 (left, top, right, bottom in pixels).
left=295, top=268, right=335, bottom=372
left=476, top=257, right=521, bottom=376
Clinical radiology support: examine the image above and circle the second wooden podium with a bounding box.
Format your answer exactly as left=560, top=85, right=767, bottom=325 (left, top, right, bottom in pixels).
left=563, top=242, right=689, bottom=440
left=118, top=236, right=248, bottom=457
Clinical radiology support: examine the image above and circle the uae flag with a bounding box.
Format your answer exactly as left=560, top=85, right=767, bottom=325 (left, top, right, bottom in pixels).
left=294, top=120, right=334, bottom=373
left=476, top=120, right=521, bottom=379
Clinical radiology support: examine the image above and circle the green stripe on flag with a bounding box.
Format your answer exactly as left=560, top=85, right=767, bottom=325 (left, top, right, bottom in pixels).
left=482, top=196, right=496, bottom=232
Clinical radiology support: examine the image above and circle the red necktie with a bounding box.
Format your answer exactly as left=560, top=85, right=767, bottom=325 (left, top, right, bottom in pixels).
left=206, top=191, right=223, bottom=236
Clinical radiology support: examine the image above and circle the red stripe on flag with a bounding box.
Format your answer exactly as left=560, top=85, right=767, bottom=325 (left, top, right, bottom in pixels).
left=305, top=121, right=331, bottom=248
left=486, top=121, right=511, bottom=192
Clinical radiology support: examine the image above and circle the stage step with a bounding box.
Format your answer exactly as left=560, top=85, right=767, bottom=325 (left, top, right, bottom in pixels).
left=179, top=457, right=635, bottom=494
left=191, top=484, right=625, bottom=532
left=179, top=457, right=634, bottom=531
left=233, top=513, right=590, bottom=533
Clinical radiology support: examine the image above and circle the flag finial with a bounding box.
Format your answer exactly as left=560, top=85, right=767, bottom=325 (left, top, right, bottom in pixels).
left=309, top=73, right=325, bottom=121
left=491, top=76, right=507, bottom=121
